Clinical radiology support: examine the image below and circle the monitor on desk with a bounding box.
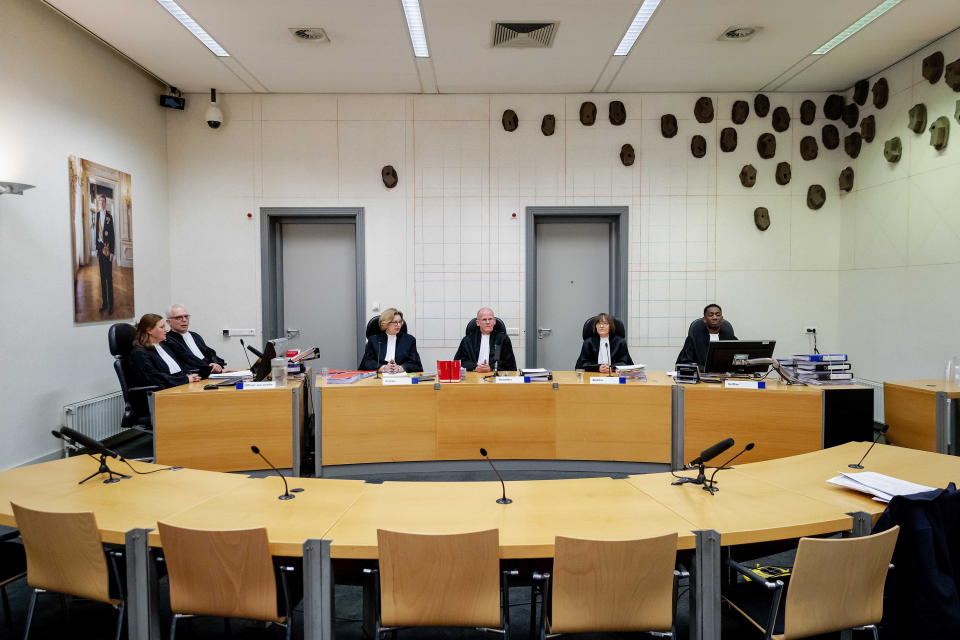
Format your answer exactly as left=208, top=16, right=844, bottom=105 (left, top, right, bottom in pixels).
left=251, top=339, right=285, bottom=382
left=703, top=340, right=776, bottom=376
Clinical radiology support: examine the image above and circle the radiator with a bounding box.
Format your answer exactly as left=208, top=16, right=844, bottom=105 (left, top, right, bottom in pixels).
left=61, top=392, right=125, bottom=456
left=855, top=378, right=885, bottom=424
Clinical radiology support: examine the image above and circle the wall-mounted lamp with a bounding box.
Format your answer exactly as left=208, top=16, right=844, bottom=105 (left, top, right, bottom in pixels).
left=0, top=182, right=35, bottom=195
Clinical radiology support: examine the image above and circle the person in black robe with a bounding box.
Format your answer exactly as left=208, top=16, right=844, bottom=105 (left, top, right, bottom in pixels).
left=675, top=303, right=737, bottom=370
left=129, top=313, right=206, bottom=389
left=164, top=304, right=228, bottom=373
left=358, top=308, right=423, bottom=373
left=575, top=312, right=633, bottom=372
left=454, top=307, right=517, bottom=372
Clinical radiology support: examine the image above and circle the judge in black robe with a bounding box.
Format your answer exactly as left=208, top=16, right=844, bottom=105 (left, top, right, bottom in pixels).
left=129, top=313, right=207, bottom=389
left=575, top=313, right=634, bottom=372
left=358, top=308, right=423, bottom=373
left=676, top=304, right=737, bottom=369
left=165, top=305, right=227, bottom=373
left=454, top=308, right=517, bottom=372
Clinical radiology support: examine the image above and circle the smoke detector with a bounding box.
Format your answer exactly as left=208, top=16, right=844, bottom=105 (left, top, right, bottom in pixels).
left=718, top=26, right=760, bottom=42
left=491, top=22, right=559, bottom=48
left=290, top=28, right=330, bottom=43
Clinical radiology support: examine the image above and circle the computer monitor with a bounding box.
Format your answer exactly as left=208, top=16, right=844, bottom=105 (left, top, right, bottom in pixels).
left=703, top=340, right=777, bottom=375
left=251, top=340, right=279, bottom=382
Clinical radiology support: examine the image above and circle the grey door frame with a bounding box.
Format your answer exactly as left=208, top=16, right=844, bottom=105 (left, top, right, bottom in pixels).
left=261, top=207, right=366, bottom=365
left=525, top=206, right=628, bottom=368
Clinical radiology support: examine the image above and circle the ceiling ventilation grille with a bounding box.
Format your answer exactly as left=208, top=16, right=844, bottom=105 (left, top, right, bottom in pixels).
left=290, top=28, right=330, bottom=42
left=491, top=22, right=558, bottom=48
left=717, top=26, right=760, bottom=42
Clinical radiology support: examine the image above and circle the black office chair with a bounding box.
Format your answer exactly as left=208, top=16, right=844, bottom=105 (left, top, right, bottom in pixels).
left=687, top=318, right=735, bottom=338
left=0, top=529, right=26, bottom=630
left=464, top=317, right=507, bottom=335
left=581, top=316, right=626, bottom=340
left=108, top=323, right=159, bottom=434
left=364, top=315, right=408, bottom=338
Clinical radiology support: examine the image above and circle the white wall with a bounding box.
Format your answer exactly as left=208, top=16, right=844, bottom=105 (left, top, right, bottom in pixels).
left=0, top=0, right=169, bottom=467
left=167, top=90, right=844, bottom=373
left=839, top=29, right=960, bottom=383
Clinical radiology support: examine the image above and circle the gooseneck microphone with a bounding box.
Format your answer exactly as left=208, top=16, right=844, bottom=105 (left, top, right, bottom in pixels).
left=251, top=445, right=303, bottom=500
left=704, top=442, right=755, bottom=494
left=606, top=342, right=613, bottom=376
left=56, top=427, right=131, bottom=485
left=240, top=338, right=254, bottom=370
left=849, top=424, right=890, bottom=469
left=479, top=448, right=512, bottom=504
left=672, top=437, right=735, bottom=487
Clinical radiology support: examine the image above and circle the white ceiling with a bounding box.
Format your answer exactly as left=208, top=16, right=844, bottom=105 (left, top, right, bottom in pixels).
left=43, top=0, right=960, bottom=94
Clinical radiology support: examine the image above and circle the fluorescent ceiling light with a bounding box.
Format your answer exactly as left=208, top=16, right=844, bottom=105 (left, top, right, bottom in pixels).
left=155, top=0, right=230, bottom=57
left=614, top=0, right=663, bottom=56
left=401, top=0, right=430, bottom=57
left=812, top=0, right=901, bottom=55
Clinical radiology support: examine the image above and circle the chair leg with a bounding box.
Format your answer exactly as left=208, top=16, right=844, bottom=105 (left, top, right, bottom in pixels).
left=113, top=602, right=125, bottom=640
left=22, top=590, right=38, bottom=640
left=169, top=614, right=178, bottom=640
left=1, top=585, right=12, bottom=630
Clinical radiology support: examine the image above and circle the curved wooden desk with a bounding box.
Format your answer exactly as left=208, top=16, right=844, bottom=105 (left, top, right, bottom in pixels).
left=0, top=444, right=957, bottom=640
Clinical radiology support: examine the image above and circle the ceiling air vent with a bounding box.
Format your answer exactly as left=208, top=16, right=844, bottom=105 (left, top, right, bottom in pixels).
left=491, top=22, right=558, bottom=48
left=290, top=28, right=330, bottom=43
left=717, top=26, right=761, bottom=42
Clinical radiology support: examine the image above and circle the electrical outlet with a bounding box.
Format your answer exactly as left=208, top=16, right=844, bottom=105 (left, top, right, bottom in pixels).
left=804, top=326, right=818, bottom=334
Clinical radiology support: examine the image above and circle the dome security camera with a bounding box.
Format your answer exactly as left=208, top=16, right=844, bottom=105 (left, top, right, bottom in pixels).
left=205, top=88, right=223, bottom=129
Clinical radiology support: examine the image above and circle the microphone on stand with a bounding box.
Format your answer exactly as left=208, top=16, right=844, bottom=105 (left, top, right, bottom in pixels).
left=493, top=338, right=502, bottom=377
left=240, top=339, right=254, bottom=370
left=672, top=437, right=735, bottom=487
left=849, top=424, right=890, bottom=469
left=479, top=448, right=512, bottom=504
left=251, top=445, right=303, bottom=500
left=606, top=342, right=613, bottom=376
left=703, top=442, right=755, bottom=494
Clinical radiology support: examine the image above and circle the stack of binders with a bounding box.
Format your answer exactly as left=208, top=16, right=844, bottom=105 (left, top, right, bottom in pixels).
left=791, top=354, right=853, bottom=385
left=615, top=364, right=647, bottom=381
left=520, top=368, right=552, bottom=382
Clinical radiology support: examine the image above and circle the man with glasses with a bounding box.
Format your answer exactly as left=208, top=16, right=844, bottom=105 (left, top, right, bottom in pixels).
left=164, top=304, right=227, bottom=374
left=454, top=307, right=516, bottom=373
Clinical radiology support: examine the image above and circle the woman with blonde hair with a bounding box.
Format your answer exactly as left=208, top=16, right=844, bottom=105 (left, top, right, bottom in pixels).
left=129, top=313, right=203, bottom=388
left=358, top=308, right=423, bottom=373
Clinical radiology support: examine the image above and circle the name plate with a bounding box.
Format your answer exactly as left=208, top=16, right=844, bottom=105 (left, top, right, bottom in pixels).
left=495, top=376, right=527, bottom=384
left=236, top=381, right=276, bottom=390
left=724, top=380, right=766, bottom=389
left=382, top=377, right=418, bottom=386
left=590, top=376, right=626, bottom=385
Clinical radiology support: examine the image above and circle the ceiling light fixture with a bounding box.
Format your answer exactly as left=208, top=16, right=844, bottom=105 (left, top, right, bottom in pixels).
left=812, top=0, right=901, bottom=55
left=0, top=182, right=35, bottom=196
left=613, top=0, right=663, bottom=56
left=400, top=0, right=430, bottom=57
left=155, top=0, right=230, bottom=57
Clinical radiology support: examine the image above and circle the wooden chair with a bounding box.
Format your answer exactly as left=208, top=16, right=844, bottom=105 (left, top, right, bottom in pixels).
left=157, top=522, right=299, bottom=640
left=532, top=532, right=681, bottom=639
left=365, top=528, right=515, bottom=638
left=722, top=526, right=900, bottom=640
left=11, top=502, right=125, bottom=640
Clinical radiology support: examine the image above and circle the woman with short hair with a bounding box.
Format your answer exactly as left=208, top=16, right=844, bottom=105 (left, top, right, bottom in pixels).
left=575, top=312, right=634, bottom=373
left=358, top=308, right=423, bottom=373
left=129, top=313, right=203, bottom=388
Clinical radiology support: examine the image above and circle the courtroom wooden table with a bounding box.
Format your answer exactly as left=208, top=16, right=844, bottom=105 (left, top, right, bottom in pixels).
left=152, top=375, right=309, bottom=474
left=884, top=379, right=960, bottom=453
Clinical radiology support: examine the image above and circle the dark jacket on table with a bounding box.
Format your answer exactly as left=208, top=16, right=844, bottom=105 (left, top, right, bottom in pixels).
left=165, top=330, right=226, bottom=370
left=675, top=320, right=737, bottom=369
left=129, top=344, right=199, bottom=389
left=575, top=335, right=633, bottom=372
left=454, top=331, right=517, bottom=372
left=359, top=332, right=423, bottom=373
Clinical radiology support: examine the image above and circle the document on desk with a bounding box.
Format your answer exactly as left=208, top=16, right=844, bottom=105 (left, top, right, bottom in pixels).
left=209, top=370, right=253, bottom=379
left=827, top=471, right=935, bottom=503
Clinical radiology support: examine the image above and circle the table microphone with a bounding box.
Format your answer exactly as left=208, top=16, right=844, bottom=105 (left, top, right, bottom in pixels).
left=61, top=426, right=121, bottom=459
left=479, top=448, right=512, bottom=504
left=239, top=338, right=254, bottom=369
left=606, top=343, right=613, bottom=376
left=245, top=343, right=264, bottom=359
left=704, top=442, right=755, bottom=494
left=250, top=445, right=303, bottom=500
left=849, top=424, right=890, bottom=469
left=672, top=437, right=735, bottom=487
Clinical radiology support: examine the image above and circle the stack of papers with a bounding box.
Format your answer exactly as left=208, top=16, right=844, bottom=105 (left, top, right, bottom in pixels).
left=616, top=364, right=647, bottom=381
left=325, top=370, right=377, bottom=385
left=520, top=368, right=551, bottom=381
left=209, top=370, right=253, bottom=379
left=827, top=471, right=935, bottom=503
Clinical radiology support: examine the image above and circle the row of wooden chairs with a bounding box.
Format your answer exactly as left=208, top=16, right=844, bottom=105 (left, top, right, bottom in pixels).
left=4, top=502, right=900, bottom=640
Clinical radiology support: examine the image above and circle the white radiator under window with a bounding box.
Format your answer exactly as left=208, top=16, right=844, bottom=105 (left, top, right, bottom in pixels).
left=61, top=392, right=125, bottom=456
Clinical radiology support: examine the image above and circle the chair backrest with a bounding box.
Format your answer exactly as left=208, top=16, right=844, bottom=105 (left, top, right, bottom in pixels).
left=377, top=528, right=501, bottom=628
left=158, top=522, right=282, bottom=622
left=782, top=526, right=899, bottom=639
left=549, top=533, right=677, bottom=633
left=11, top=502, right=114, bottom=604
left=464, top=317, right=507, bottom=336
left=581, top=316, right=626, bottom=340
left=365, top=315, right=408, bottom=338
left=687, top=318, right=735, bottom=337
left=108, top=323, right=136, bottom=358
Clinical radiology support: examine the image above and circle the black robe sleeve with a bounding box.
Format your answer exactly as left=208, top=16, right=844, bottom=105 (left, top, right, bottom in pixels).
left=130, top=347, right=190, bottom=389
left=496, top=335, right=517, bottom=371
left=192, top=332, right=226, bottom=367
left=358, top=336, right=382, bottom=370
left=399, top=335, right=423, bottom=373
left=575, top=338, right=601, bottom=372
left=610, top=336, right=633, bottom=367
left=676, top=335, right=698, bottom=366
left=454, top=335, right=478, bottom=371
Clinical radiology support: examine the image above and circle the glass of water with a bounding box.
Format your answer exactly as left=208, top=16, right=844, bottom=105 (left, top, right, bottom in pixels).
left=946, top=356, right=960, bottom=389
